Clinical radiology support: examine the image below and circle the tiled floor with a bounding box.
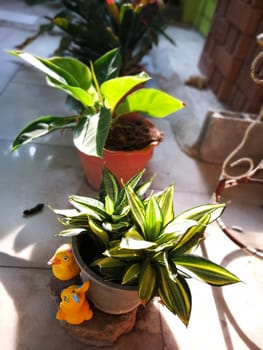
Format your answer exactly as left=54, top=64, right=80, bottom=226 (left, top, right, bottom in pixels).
left=0, top=2, right=262, bottom=350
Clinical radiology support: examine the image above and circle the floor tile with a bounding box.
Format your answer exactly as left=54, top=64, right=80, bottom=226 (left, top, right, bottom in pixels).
left=0, top=140, right=92, bottom=268
left=0, top=267, right=90, bottom=350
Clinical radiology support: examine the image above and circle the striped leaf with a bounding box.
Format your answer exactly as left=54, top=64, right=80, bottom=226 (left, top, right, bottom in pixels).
left=138, top=260, right=157, bottom=304
left=124, top=184, right=146, bottom=237
left=170, top=214, right=210, bottom=256
left=120, top=228, right=156, bottom=250
left=172, top=254, right=241, bottom=286
left=158, top=266, right=192, bottom=326
left=69, top=195, right=107, bottom=220
left=174, top=203, right=225, bottom=224
left=145, top=195, right=163, bottom=241
left=122, top=263, right=141, bottom=285
left=154, top=184, right=174, bottom=226
left=100, top=168, right=120, bottom=214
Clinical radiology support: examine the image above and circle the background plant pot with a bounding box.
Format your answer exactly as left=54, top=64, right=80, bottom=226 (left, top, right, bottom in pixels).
left=72, top=234, right=141, bottom=315
left=77, top=115, right=162, bottom=189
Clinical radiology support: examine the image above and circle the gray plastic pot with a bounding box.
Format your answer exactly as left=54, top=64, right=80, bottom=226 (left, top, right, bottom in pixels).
left=72, top=235, right=141, bottom=315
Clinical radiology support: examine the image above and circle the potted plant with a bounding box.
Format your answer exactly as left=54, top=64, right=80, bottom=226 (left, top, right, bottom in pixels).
left=51, top=168, right=240, bottom=324
left=8, top=48, right=184, bottom=188
left=18, top=0, right=174, bottom=75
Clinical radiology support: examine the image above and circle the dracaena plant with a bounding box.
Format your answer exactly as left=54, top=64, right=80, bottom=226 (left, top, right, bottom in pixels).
left=52, top=168, right=240, bottom=326
left=19, top=0, right=173, bottom=75
left=8, top=48, right=184, bottom=158
left=51, top=168, right=154, bottom=247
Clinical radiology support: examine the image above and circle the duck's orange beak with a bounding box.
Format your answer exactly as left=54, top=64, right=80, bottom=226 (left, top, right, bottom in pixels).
left=47, top=257, right=60, bottom=266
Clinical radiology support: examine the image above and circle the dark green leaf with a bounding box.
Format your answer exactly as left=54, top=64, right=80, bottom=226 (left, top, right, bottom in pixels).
left=124, top=184, right=146, bottom=237
left=73, top=107, right=111, bottom=157
left=94, top=48, right=121, bottom=85
left=12, top=115, right=76, bottom=150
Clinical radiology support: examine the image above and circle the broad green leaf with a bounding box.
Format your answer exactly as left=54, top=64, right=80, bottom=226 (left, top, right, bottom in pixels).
left=122, top=262, right=141, bottom=285
left=145, top=195, right=163, bottom=241
left=115, top=88, right=184, bottom=118
left=73, top=107, right=111, bottom=157
left=46, top=77, right=95, bottom=107
left=8, top=51, right=69, bottom=84
left=158, top=266, right=191, bottom=326
left=120, top=228, right=156, bottom=249
left=101, top=72, right=150, bottom=111
left=174, top=203, right=225, bottom=224
left=8, top=51, right=94, bottom=106
left=47, top=56, right=92, bottom=90
left=124, top=184, right=146, bottom=237
left=12, top=115, right=77, bottom=151
left=172, top=254, right=241, bottom=286
left=94, top=48, right=121, bottom=85
left=138, top=260, right=157, bottom=304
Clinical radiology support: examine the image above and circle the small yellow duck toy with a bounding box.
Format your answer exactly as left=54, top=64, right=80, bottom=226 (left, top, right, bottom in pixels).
left=56, top=280, right=93, bottom=325
left=48, top=243, right=80, bottom=280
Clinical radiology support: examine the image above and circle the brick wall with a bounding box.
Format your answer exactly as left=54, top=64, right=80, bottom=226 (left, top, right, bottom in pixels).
left=199, top=0, right=263, bottom=113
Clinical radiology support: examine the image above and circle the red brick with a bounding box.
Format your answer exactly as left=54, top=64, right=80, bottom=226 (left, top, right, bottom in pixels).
left=225, top=25, right=239, bottom=53
left=243, top=97, right=263, bottom=113
left=233, top=33, right=254, bottom=60
left=245, top=41, right=261, bottom=64
left=216, top=0, right=230, bottom=16
left=237, top=63, right=263, bottom=100
left=214, top=45, right=242, bottom=81
left=250, top=0, right=263, bottom=9
left=216, top=79, right=233, bottom=102
left=202, top=36, right=217, bottom=58
left=227, top=0, right=263, bottom=34
left=229, top=89, right=246, bottom=111
left=210, top=69, right=223, bottom=93
left=209, top=15, right=230, bottom=44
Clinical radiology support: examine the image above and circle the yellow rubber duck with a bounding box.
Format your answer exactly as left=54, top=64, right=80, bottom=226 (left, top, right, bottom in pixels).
left=48, top=243, right=81, bottom=280
left=56, top=280, right=93, bottom=325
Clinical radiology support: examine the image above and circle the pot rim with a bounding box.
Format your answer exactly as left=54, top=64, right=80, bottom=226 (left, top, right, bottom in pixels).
left=72, top=235, right=138, bottom=292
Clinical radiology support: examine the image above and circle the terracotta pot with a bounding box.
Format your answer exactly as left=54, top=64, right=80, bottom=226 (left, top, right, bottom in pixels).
left=77, top=114, right=162, bottom=189
left=72, top=234, right=140, bottom=315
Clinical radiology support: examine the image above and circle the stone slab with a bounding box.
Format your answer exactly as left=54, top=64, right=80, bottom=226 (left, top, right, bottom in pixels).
left=196, top=109, right=263, bottom=164
left=48, top=276, right=137, bottom=347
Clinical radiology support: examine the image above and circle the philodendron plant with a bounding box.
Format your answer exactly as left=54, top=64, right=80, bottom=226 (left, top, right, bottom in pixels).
left=52, top=168, right=240, bottom=326
left=8, top=48, right=184, bottom=157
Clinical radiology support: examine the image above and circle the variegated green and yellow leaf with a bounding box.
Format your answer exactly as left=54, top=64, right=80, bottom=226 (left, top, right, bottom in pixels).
left=158, top=266, right=192, bottom=326
left=145, top=195, right=163, bottom=241
left=122, top=263, right=141, bottom=285
left=172, top=254, right=241, bottom=286
left=138, top=260, right=157, bottom=304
